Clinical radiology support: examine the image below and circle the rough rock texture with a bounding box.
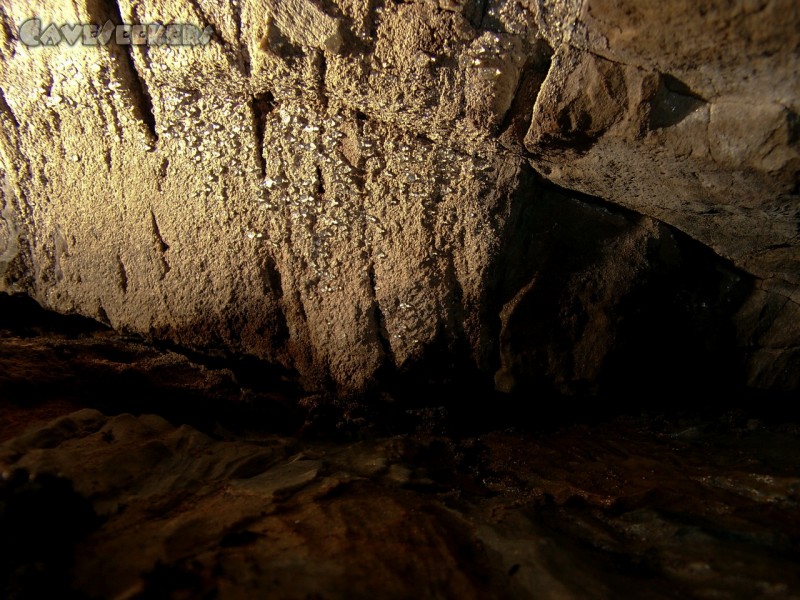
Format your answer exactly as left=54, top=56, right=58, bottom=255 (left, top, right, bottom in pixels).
left=2, top=408, right=800, bottom=599
left=1, top=306, right=799, bottom=598
left=528, top=1, right=800, bottom=283
left=0, top=0, right=798, bottom=395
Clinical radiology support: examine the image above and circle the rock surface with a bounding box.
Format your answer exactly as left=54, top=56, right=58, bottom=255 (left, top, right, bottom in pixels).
left=2, top=407, right=800, bottom=599
left=0, top=0, right=798, bottom=394
left=1, top=300, right=799, bottom=598
left=528, top=1, right=800, bottom=283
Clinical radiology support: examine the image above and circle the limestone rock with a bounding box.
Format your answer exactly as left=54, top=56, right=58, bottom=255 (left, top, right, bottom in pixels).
left=527, top=0, right=800, bottom=285
left=0, top=0, right=797, bottom=395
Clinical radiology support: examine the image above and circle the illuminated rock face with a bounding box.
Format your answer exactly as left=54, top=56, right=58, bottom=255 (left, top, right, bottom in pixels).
left=0, top=0, right=798, bottom=394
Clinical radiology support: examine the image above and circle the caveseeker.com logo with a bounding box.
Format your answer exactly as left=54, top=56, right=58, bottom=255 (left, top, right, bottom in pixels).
left=18, top=18, right=214, bottom=46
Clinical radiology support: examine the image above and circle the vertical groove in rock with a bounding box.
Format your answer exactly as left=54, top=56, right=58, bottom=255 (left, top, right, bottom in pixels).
left=318, top=52, right=328, bottom=109
left=315, top=165, right=325, bottom=197
left=0, top=5, right=15, bottom=60
left=184, top=0, right=215, bottom=41
left=92, top=0, right=158, bottom=141
left=123, top=45, right=158, bottom=141
left=0, top=87, right=19, bottom=131
left=156, top=157, right=168, bottom=192
left=116, top=255, right=128, bottom=294
left=262, top=254, right=291, bottom=347
left=231, top=0, right=250, bottom=77
left=251, top=92, right=274, bottom=181
left=149, top=211, right=170, bottom=279
left=368, top=262, right=393, bottom=365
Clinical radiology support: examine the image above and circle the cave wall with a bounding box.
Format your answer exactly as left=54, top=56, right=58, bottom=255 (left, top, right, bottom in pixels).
left=0, top=0, right=797, bottom=395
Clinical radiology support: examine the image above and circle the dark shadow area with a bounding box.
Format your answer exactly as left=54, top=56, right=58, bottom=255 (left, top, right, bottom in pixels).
left=0, top=470, right=98, bottom=600
left=0, top=293, right=110, bottom=338
left=0, top=294, right=305, bottom=438
left=473, top=168, right=796, bottom=428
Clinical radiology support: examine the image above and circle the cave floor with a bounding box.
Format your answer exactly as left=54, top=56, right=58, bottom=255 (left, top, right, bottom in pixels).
left=1, top=298, right=799, bottom=599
